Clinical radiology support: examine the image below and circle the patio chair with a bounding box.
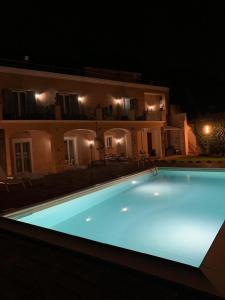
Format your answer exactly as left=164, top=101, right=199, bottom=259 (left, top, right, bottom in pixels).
left=0, top=166, right=26, bottom=192
left=17, top=172, right=46, bottom=187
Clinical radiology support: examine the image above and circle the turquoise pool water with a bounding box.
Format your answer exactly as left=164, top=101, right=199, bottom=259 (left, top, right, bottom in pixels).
left=10, top=169, right=225, bottom=267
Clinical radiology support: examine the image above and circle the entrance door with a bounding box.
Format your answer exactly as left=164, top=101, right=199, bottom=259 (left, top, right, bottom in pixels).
left=14, top=141, right=32, bottom=173
left=64, top=139, right=76, bottom=166
left=147, top=132, right=153, bottom=155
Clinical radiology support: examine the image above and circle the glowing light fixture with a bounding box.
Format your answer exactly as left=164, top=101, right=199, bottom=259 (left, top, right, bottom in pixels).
left=115, top=98, right=122, bottom=105
left=204, top=125, right=211, bottom=135
left=154, top=192, right=159, bottom=196
left=148, top=105, right=155, bottom=111
left=121, top=207, right=128, bottom=212
left=116, top=138, right=122, bottom=144
left=87, top=140, right=94, bottom=147
left=132, top=180, right=137, bottom=184
left=78, top=96, right=83, bottom=102
left=35, top=93, right=40, bottom=100
left=85, top=217, right=92, bottom=222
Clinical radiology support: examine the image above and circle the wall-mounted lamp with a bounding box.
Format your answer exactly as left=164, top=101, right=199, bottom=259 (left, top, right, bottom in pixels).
left=88, top=140, right=94, bottom=147
left=115, top=98, right=122, bottom=105
left=78, top=96, right=84, bottom=103
left=148, top=105, right=155, bottom=111
left=116, top=138, right=122, bottom=144
left=35, top=93, right=40, bottom=100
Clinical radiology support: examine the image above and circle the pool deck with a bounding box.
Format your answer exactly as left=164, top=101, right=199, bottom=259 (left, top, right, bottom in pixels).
left=0, top=217, right=224, bottom=299
left=0, top=164, right=225, bottom=299
left=201, top=222, right=225, bottom=298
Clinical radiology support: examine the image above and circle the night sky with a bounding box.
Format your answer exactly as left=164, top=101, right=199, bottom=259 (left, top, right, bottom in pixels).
left=1, top=2, right=224, bottom=117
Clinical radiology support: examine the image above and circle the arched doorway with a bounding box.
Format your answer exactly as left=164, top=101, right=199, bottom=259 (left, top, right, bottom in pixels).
left=64, top=129, right=97, bottom=167
left=104, top=128, right=132, bottom=159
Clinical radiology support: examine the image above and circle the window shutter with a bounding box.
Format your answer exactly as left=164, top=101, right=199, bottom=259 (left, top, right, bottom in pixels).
left=2, top=89, right=14, bottom=119
left=26, top=91, right=37, bottom=119
left=124, top=98, right=130, bottom=113
left=57, top=94, right=64, bottom=117
left=72, top=95, right=80, bottom=116
left=130, top=98, right=138, bottom=111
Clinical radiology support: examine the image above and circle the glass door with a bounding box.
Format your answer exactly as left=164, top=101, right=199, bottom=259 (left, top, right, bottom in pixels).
left=64, top=139, right=76, bottom=166
left=14, top=141, right=32, bottom=173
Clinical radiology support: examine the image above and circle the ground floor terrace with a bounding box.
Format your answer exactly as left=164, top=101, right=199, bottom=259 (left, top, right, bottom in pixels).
left=0, top=120, right=188, bottom=176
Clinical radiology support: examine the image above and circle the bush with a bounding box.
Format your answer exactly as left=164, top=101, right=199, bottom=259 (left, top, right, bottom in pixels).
left=193, top=112, right=225, bottom=155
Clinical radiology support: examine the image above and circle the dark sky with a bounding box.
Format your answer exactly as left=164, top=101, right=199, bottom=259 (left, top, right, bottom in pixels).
left=1, top=2, right=225, bottom=117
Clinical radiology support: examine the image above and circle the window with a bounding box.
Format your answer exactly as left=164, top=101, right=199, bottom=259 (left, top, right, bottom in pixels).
left=12, top=91, right=27, bottom=118
left=105, top=136, right=113, bottom=148
left=64, top=138, right=76, bottom=166
left=13, top=139, right=32, bottom=173
left=122, top=98, right=138, bottom=115
left=3, top=90, right=37, bottom=120
left=57, top=94, right=80, bottom=119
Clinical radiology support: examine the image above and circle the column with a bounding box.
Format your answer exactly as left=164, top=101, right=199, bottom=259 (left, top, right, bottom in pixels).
left=96, top=127, right=105, bottom=160
left=180, top=129, right=187, bottom=155
left=159, top=127, right=165, bottom=159
left=54, top=105, right=62, bottom=120
left=130, top=128, right=139, bottom=160
left=49, top=129, right=65, bottom=173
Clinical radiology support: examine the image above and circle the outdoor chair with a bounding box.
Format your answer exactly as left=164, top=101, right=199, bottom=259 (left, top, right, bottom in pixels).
left=17, top=172, right=46, bottom=187
left=0, top=166, right=26, bottom=192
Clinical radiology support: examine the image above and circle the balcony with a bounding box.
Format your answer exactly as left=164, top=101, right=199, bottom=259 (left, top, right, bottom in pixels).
left=145, top=110, right=166, bottom=121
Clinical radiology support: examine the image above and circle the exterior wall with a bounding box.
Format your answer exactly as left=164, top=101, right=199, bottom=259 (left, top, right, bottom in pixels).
left=0, top=120, right=165, bottom=175
left=187, top=125, right=199, bottom=155
left=0, top=66, right=194, bottom=175
left=31, top=131, right=52, bottom=173
left=0, top=67, right=169, bottom=121
left=169, top=105, right=192, bottom=155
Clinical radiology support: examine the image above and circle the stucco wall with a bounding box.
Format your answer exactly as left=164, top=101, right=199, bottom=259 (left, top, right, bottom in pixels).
left=0, top=68, right=169, bottom=120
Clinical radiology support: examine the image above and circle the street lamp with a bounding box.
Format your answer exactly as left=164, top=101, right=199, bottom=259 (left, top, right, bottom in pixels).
left=203, top=125, right=211, bottom=154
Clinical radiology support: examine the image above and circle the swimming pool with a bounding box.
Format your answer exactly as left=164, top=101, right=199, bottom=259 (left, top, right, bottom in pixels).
left=6, top=168, right=225, bottom=268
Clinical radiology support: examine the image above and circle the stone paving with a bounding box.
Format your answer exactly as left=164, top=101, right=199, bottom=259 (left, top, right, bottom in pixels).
left=0, top=162, right=150, bottom=213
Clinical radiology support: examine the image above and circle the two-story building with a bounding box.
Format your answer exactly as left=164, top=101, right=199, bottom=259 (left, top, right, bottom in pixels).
left=0, top=65, right=193, bottom=176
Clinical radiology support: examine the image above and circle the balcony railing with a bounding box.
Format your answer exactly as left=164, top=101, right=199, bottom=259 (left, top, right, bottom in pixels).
left=145, top=110, right=166, bottom=121
left=1, top=105, right=167, bottom=122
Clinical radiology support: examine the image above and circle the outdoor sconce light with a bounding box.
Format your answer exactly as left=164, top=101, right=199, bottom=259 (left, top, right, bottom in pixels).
left=89, top=140, right=94, bottom=147
left=148, top=105, right=155, bottom=111
left=78, top=96, right=84, bottom=103
left=35, top=93, right=40, bottom=100
left=115, top=98, right=122, bottom=105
